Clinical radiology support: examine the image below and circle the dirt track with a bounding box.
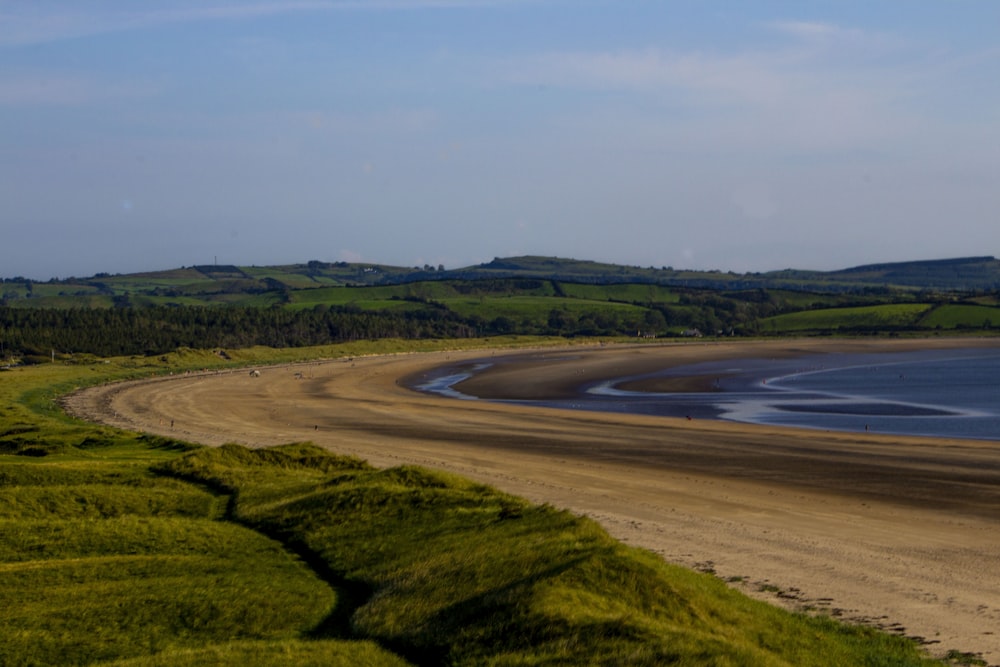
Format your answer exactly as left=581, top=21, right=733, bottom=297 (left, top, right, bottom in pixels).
left=65, top=339, right=1000, bottom=664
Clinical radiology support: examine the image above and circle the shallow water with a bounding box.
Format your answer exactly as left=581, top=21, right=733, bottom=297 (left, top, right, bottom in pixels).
left=420, top=347, right=1000, bottom=441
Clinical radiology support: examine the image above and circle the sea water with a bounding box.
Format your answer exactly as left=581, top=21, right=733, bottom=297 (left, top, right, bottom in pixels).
left=727, top=348, right=1000, bottom=439
left=420, top=347, right=1000, bottom=441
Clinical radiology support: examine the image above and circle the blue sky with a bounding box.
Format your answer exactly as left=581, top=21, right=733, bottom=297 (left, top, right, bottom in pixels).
left=2, top=1, right=999, bottom=279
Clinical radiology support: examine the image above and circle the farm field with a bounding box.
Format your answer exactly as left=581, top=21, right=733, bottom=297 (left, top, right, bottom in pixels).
left=759, top=303, right=935, bottom=333
left=919, top=304, right=1000, bottom=329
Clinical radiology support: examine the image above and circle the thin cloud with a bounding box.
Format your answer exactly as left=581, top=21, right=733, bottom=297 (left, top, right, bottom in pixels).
left=765, top=19, right=907, bottom=57
left=506, top=48, right=801, bottom=107
left=0, top=1, right=523, bottom=47
left=500, top=33, right=931, bottom=156
left=0, top=73, right=160, bottom=107
left=506, top=18, right=906, bottom=101
left=768, top=20, right=856, bottom=40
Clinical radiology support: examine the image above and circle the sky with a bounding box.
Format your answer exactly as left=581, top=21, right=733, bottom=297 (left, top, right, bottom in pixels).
left=2, top=1, right=999, bottom=280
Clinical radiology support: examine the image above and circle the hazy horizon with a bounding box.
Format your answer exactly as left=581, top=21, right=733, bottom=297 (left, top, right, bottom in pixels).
left=3, top=2, right=999, bottom=281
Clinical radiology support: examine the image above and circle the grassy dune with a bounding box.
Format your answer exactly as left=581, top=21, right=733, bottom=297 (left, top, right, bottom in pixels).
left=0, top=438, right=357, bottom=666
left=0, top=343, right=955, bottom=665
left=156, top=443, right=945, bottom=667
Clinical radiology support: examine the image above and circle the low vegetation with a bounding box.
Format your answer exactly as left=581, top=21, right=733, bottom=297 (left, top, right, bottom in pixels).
left=0, top=343, right=966, bottom=665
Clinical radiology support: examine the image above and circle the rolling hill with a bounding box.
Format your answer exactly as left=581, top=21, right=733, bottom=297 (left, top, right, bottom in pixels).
left=5, top=256, right=1000, bottom=305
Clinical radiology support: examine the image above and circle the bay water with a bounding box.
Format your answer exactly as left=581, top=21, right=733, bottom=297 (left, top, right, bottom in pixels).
left=421, top=347, right=1000, bottom=441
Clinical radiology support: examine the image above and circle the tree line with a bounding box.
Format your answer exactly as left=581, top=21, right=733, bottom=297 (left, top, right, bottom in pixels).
left=0, top=306, right=478, bottom=361
left=0, top=300, right=758, bottom=362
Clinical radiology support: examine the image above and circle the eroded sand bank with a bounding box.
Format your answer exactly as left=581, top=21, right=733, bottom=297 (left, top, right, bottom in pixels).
left=65, top=338, right=1000, bottom=664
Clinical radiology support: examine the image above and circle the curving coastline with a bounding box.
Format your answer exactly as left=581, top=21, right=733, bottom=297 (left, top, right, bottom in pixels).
left=65, top=338, right=1000, bottom=664
left=415, top=338, right=1000, bottom=440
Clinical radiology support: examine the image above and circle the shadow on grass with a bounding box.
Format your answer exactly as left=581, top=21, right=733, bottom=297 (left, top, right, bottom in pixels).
left=151, top=462, right=374, bottom=645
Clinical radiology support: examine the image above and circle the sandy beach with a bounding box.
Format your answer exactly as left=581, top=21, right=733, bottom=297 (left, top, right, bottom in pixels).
left=65, top=338, right=1000, bottom=664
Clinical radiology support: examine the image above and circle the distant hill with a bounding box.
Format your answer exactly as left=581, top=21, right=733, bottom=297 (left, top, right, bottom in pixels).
left=3, top=256, right=1000, bottom=308
left=767, top=256, right=1000, bottom=291
left=448, top=255, right=1000, bottom=292
left=6, top=254, right=1000, bottom=358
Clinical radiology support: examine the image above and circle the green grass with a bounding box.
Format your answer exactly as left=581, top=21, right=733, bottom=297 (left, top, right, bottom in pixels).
left=443, top=295, right=649, bottom=320
left=5, top=294, right=116, bottom=308
left=0, top=342, right=962, bottom=666
left=759, top=303, right=933, bottom=333
left=102, top=639, right=412, bottom=666
left=558, top=282, right=681, bottom=304
left=288, top=284, right=464, bottom=308
left=918, top=304, right=1000, bottom=329
left=291, top=281, right=679, bottom=319
left=157, top=443, right=946, bottom=667
left=0, top=453, right=341, bottom=665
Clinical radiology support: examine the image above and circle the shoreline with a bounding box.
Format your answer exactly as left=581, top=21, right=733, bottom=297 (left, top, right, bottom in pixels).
left=65, top=337, right=1000, bottom=664
left=407, top=337, right=1000, bottom=441
left=439, top=337, right=1000, bottom=399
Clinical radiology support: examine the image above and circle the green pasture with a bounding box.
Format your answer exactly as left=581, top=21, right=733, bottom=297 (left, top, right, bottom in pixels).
left=289, top=281, right=555, bottom=309
left=759, top=303, right=933, bottom=333
left=22, top=284, right=104, bottom=298
left=4, top=294, right=116, bottom=309
left=558, top=282, right=680, bottom=304
left=286, top=281, right=679, bottom=311
left=128, top=294, right=224, bottom=308
left=764, top=290, right=891, bottom=310
left=918, top=304, right=1000, bottom=329
left=760, top=302, right=1000, bottom=333
left=241, top=269, right=332, bottom=289
left=443, top=295, right=649, bottom=321
left=240, top=262, right=418, bottom=286
left=289, top=285, right=420, bottom=308
left=100, top=277, right=207, bottom=291
left=965, top=295, right=1000, bottom=306
left=94, top=271, right=215, bottom=291
left=0, top=341, right=966, bottom=665
left=131, top=292, right=284, bottom=308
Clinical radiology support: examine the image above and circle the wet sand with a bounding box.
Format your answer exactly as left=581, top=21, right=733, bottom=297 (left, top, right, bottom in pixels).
left=65, top=338, right=1000, bottom=664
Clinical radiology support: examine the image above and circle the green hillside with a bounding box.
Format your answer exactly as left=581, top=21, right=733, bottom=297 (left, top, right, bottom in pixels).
left=4, top=256, right=1000, bottom=363
left=7, top=256, right=1000, bottom=306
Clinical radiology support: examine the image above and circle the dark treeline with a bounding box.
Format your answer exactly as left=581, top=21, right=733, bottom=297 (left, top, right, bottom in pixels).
left=1, top=300, right=742, bottom=361
left=0, top=280, right=806, bottom=361
left=0, top=306, right=478, bottom=360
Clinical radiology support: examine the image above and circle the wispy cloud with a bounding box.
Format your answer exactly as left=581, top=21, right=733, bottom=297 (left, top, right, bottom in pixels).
left=764, top=19, right=908, bottom=59
left=507, top=48, right=792, bottom=106
left=767, top=20, right=859, bottom=40
left=498, top=23, right=939, bottom=156
left=504, top=19, right=906, bottom=99
left=0, top=1, right=518, bottom=47
left=0, top=72, right=159, bottom=106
